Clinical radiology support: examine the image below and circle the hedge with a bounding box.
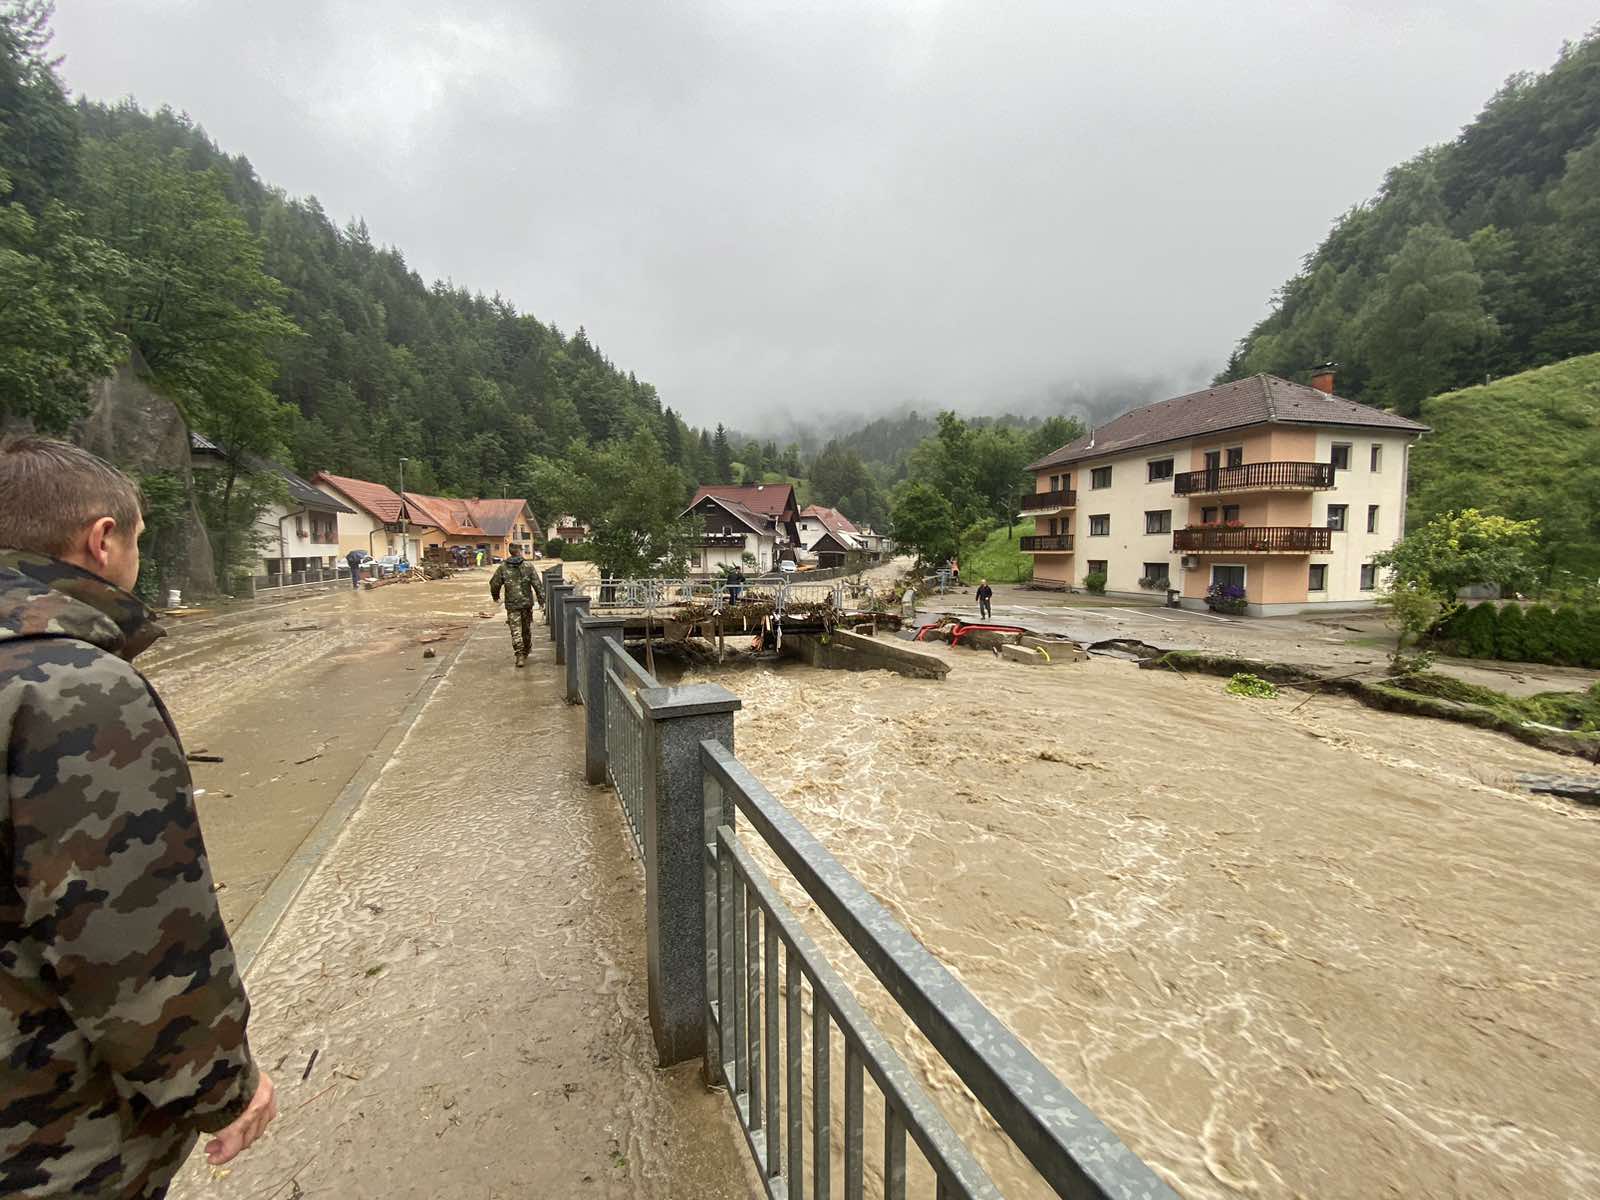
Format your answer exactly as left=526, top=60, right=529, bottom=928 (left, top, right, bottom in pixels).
left=1439, top=600, right=1600, bottom=667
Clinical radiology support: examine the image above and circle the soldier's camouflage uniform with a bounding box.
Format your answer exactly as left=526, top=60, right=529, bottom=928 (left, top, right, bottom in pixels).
left=0, top=551, right=258, bottom=1199
left=489, top=555, right=538, bottom=665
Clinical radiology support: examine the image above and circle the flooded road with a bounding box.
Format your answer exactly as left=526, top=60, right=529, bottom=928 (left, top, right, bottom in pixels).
left=155, top=575, right=752, bottom=1199
left=702, top=645, right=1600, bottom=1198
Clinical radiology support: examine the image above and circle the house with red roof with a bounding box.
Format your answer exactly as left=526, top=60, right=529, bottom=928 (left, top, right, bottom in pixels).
left=314, top=472, right=540, bottom=563
left=682, top=483, right=801, bottom=574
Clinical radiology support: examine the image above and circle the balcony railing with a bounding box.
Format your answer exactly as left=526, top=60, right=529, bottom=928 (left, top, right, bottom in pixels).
left=1020, top=534, right=1074, bottom=552
left=1019, top=488, right=1077, bottom=512
left=698, top=532, right=747, bottom=547
left=1173, top=461, right=1336, bottom=495
left=1174, top=526, right=1333, bottom=553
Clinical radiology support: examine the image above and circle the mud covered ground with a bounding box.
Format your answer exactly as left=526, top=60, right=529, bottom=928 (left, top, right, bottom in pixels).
left=701, top=643, right=1600, bottom=1199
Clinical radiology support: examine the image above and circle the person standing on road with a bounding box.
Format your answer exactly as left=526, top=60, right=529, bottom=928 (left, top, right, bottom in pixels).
left=977, top=579, right=994, bottom=620
left=345, top=546, right=364, bottom=590
left=490, top=544, right=537, bottom=668
left=0, top=437, right=275, bottom=1199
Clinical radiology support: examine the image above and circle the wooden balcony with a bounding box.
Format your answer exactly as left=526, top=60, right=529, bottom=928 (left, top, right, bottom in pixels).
left=1019, top=489, right=1077, bottom=513
left=1020, top=534, right=1074, bottom=552
left=698, top=532, right=747, bottom=547
left=1173, top=461, right=1336, bottom=496
left=1173, top=526, right=1332, bottom=554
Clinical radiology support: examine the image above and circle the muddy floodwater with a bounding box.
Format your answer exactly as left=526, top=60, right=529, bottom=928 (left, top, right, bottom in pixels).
left=698, top=645, right=1600, bottom=1198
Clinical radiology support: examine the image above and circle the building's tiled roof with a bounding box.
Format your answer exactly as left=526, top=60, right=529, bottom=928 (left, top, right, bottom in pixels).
left=314, top=472, right=405, bottom=522
left=402, top=493, right=481, bottom=537
left=189, top=431, right=224, bottom=456
left=1028, top=374, right=1431, bottom=471
left=801, top=504, right=859, bottom=535
left=274, top=465, right=354, bottom=514
left=468, top=499, right=533, bottom=539
left=688, top=493, right=771, bottom=536
left=691, top=484, right=798, bottom=521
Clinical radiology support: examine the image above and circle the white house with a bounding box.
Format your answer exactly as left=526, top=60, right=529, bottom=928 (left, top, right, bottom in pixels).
left=682, top=485, right=802, bottom=574
left=256, top=463, right=356, bottom=579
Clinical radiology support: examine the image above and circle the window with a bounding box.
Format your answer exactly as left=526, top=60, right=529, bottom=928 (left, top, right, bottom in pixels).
left=1327, top=504, right=1348, bottom=531
left=1360, top=563, right=1377, bottom=591
left=1226, top=447, right=1244, bottom=468
left=1222, top=505, right=1240, bottom=523
left=1211, top=564, right=1246, bottom=591
left=1047, top=517, right=1058, bottom=535
left=1367, top=504, right=1380, bottom=533
left=1203, top=450, right=1221, bottom=471
left=1087, top=559, right=1108, bottom=576
left=1049, top=474, right=1060, bottom=491
left=1370, top=444, right=1382, bottom=472
left=1089, top=514, right=1110, bottom=536
left=1201, top=506, right=1218, bottom=524
left=1091, top=466, right=1112, bottom=489
left=1144, top=510, right=1171, bottom=534
left=1309, top=564, right=1328, bottom=591
left=1331, top=443, right=1352, bottom=470
left=1142, top=561, right=1170, bottom=585
left=1147, top=457, right=1173, bottom=482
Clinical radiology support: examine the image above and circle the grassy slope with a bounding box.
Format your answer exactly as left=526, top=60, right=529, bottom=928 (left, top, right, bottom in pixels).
left=962, top=519, right=1035, bottom=583
left=1411, top=353, right=1600, bottom=578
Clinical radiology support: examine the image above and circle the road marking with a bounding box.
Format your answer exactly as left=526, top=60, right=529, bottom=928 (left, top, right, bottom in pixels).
left=1115, top=607, right=1175, bottom=623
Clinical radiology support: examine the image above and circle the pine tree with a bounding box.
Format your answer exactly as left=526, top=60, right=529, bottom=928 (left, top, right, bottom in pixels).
left=712, top=424, right=734, bottom=484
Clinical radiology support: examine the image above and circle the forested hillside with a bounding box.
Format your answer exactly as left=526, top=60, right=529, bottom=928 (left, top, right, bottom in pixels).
left=1221, top=28, right=1600, bottom=415
left=1410, top=353, right=1600, bottom=584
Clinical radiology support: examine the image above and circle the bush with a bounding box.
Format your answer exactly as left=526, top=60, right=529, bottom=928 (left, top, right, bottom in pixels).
left=1582, top=610, right=1600, bottom=669
left=544, top=537, right=567, bottom=558
left=1495, top=602, right=1527, bottom=661
left=1083, top=571, right=1107, bottom=595
left=1455, top=601, right=1499, bottom=658
left=1551, top=606, right=1586, bottom=666
left=1522, top=604, right=1558, bottom=664
left=1225, top=673, right=1279, bottom=699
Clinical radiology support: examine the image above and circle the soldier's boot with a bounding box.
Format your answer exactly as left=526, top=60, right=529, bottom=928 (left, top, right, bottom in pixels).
left=514, top=653, right=527, bottom=668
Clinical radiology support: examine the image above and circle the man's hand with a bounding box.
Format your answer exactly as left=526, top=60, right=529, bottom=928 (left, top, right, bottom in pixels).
left=206, top=1071, right=277, bottom=1166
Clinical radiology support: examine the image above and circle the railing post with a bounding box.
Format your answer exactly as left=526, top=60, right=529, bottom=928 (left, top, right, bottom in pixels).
left=542, top=565, right=563, bottom=630
left=637, top=683, right=741, bottom=1066
left=549, top=583, right=575, bottom=664
left=579, top=615, right=627, bottom=784
left=564, top=595, right=591, bottom=703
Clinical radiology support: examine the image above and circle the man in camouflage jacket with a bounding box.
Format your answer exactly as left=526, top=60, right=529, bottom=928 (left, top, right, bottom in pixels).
left=0, top=437, right=274, bottom=1198
left=489, top=547, right=539, bottom=668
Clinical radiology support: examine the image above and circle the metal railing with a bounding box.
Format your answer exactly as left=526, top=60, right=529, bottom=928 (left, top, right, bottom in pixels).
left=701, top=744, right=1176, bottom=1200
left=1019, top=534, right=1074, bottom=552
left=1018, top=488, right=1076, bottom=512
left=1172, top=461, right=1335, bottom=495
left=601, top=635, right=652, bottom=856
left=1173, top=525, right=1333, bottom=553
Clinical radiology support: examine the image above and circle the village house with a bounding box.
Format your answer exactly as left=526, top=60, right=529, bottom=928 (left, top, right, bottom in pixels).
left=546, top=515, right=590, bottom=544
left=1021, top=370, right=1428, bottom=615
left=683, top=483, right=802, bottom=574
left=795, top=504, right=866, bottom=568
left=312, top=472, right=437, bottom=562
left=254, top=463, right=356, bottom=579
left=402, top=493, right=540, bottom=561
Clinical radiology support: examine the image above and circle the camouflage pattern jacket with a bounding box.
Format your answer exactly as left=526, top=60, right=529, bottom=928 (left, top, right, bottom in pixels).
left=0, top=552, right=258, bottom=1198
left=489, top=557, right=537, bottom=610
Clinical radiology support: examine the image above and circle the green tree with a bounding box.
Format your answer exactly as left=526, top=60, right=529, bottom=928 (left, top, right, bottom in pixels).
left=0, top=1, right=78, bottom=214
left=969, top=424, right=1032, bottom=533
left=890, top=480, right=957, bottom=567
left=1372, top=508, right=1540, bottom=599
left=740, top=439, right=764, bottom=481
left=1495, top=602, right=1528, bottom=661
left=1027, top=415, right=1086, bottom=462
left=0, top=170, right=127, bottom=430
left=711, top=424, right=733, bottom=484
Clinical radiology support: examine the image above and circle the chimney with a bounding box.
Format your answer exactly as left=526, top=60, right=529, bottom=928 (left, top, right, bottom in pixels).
left=1310, top=363, right=1337, bottom=394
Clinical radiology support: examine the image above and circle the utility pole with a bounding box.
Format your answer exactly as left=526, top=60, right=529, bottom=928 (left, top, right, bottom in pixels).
left=399, top=457, right=409, bottom=563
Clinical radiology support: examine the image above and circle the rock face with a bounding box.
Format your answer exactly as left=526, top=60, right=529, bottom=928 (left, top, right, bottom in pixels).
left=75, top=362, right=217, bottom=598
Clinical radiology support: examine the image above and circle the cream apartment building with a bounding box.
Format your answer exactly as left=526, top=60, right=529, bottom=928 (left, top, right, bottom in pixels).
left=1022, top=372, right=1428, bottom=615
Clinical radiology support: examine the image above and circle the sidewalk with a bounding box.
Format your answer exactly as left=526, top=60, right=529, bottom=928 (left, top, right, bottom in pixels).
left=172, top=614, right=753, bottom=1200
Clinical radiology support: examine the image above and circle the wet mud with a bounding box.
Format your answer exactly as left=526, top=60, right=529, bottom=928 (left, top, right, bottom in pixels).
left=704, top=645, right=1600, bottom=1199
left=162, top=576, right=753, bottom=1199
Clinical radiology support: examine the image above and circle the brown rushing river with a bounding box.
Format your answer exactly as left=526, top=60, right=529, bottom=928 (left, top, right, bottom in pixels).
left=694, top=644, right=1600, bottom=1199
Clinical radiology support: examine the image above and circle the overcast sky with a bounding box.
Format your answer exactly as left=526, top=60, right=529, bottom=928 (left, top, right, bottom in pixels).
left=49, top=1, right=1598, bottom=427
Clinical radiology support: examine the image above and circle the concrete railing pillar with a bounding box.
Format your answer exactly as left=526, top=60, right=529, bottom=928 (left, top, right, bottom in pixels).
left=564, top=596, right=591, bottom=703
left=542, top=566, right=563, bottom=629
left=549, top=584, right=576, bottom=664
left=637, top=683, right=741, bottom=1066
left=579, top=617, right=628, bottom=785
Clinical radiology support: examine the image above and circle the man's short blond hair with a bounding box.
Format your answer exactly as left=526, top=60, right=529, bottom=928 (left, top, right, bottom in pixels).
left=0, top=435, right=145, bottom=556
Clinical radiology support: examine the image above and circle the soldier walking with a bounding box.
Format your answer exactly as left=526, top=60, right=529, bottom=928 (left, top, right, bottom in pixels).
left=0, top=437, right=275, bottom=1198
left=490, top=545, right=538, bottom=667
